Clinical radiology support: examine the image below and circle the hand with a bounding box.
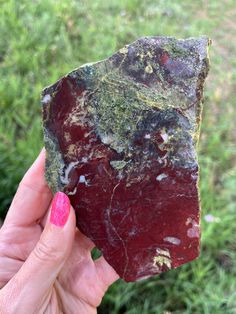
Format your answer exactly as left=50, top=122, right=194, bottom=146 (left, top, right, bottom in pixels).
left=0, top=149, right=119, bottom=313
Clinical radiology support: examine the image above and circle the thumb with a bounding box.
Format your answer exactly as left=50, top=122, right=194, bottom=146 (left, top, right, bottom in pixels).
left=1, top=192, right=76, bottom=312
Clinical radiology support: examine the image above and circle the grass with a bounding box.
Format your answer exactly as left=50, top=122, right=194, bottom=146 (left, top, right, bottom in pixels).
left=0, top=0, right=236, bottom=313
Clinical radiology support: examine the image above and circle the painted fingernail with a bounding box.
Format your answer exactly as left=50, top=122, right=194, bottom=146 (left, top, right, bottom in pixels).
left=50, top=192, right=70, bottom=227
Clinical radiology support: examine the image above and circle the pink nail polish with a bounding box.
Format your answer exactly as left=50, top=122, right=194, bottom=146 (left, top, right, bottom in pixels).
left=50, top=192, right=70, bottom=227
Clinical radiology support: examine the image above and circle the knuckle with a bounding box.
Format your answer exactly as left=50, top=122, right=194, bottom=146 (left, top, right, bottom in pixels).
left=33, top=240, right=63, bottom=264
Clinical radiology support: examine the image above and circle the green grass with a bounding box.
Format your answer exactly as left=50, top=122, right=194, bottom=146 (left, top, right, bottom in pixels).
left=0, top=0, right=236, bottom=313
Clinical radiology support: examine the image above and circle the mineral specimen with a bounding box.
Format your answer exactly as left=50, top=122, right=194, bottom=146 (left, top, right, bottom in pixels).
left=42, top=36, right=210, bottom=282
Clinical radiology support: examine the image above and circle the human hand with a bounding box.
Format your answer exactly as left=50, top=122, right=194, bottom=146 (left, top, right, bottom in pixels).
left=0, top=149, right=119, bottom=313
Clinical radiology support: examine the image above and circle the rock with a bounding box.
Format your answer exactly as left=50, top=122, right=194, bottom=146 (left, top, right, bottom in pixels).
left=42, top=36, right=210, bottom=282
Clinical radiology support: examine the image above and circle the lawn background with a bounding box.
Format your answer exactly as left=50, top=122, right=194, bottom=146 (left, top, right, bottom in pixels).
left=0, top=0, right=236, bottom=313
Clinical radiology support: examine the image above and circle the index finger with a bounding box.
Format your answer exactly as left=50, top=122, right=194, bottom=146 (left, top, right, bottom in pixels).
left=4, top=148, right=53, bottom=226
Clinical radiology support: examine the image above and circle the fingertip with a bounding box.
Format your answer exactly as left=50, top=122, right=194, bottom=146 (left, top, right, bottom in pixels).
left=50, top=192, right=71, bottom=227
left=21, top=147, right=50, bottom=193
left=68, top=204, right=76, bottom=230
left=95, top=256, right=120, bottom=288
left=5, top=148, right=52, bottom=227
left=41, top=194, right=76, bottom=230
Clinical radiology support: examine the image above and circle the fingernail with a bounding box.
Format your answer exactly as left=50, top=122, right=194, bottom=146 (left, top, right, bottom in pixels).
left=50, top=192, right=70, bottom=227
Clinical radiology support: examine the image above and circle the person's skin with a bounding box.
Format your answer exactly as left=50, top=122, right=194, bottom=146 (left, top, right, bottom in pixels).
left=0, top=149, right=119, bottom=313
